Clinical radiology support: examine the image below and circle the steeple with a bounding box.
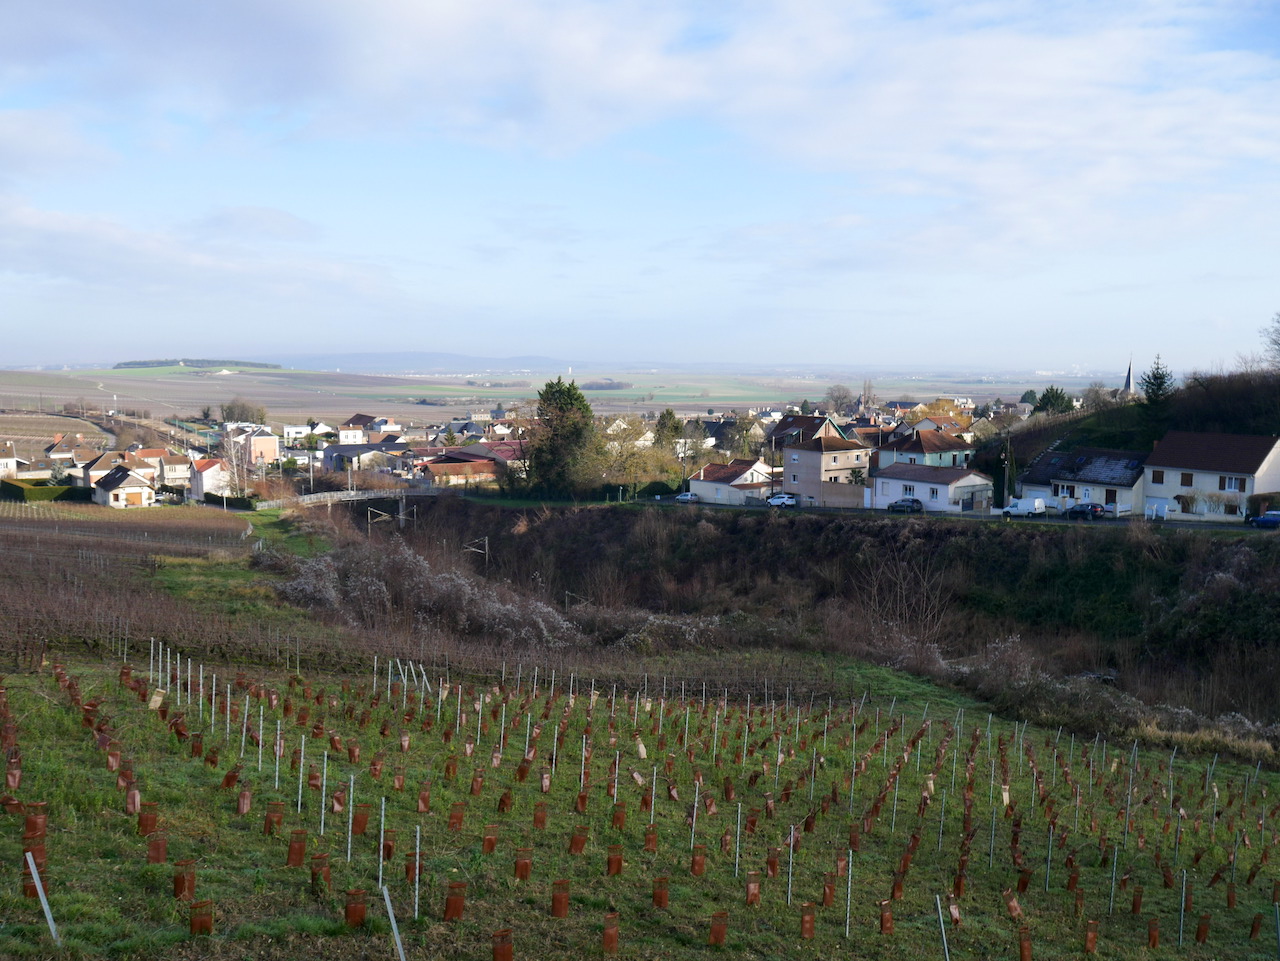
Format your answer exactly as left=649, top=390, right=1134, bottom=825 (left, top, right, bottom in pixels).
left=1122, top=357, right=1134, bottom=395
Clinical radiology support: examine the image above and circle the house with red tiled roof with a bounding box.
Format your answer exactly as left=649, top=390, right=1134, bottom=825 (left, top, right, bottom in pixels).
left=781, top=436, right=871, bottom=509
left=876, top=430, right=975, bottom=471
left=1143, top=430, right=1280, bottom=520
left=189, top=458, right=232, bottom=501
left=688, top=458, right=777, bottom=505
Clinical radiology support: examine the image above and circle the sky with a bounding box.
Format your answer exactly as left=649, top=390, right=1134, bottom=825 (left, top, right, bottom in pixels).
left=2, top=1, right=1279, bottom=375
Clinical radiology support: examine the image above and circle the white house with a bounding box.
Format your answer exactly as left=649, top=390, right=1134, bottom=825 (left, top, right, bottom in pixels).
left=0, top=441, right=17, bottom=478
left=1020, top=447, right=1147, bottom=515
left=871, top=464, right=993, bottom=513
left=189, top=458, right=232, bottom=501
left=688, top=458, right=777, bottom=505
left=94, top=466, right=156, bottom=509
left=1143, top=431, right=1280, bottom=521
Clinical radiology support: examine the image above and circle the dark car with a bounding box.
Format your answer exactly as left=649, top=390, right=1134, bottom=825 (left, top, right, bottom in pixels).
left=1066, top=502, right=1107, bottom=520
left=1247, top=510, right=1280, bottom=529
left=887, top=497, right=924, bottom=514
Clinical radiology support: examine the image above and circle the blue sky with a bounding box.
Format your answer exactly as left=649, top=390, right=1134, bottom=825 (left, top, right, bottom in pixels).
left=2, top=1, right=1278, bottom=375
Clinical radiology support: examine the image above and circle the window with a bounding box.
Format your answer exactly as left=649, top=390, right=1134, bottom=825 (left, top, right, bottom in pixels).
left=827, top=476, right=839, bottom=483
left=903, top=484, right=915, bottom=495
left=929, top=487, right=939, bottom=501
left=907, top=456, right=917, bottom=464
left=831, top=455, right=839, bottom=465
left=1151, top=470, right=1164, bottom=485
left=790, top=453, right=798, bottom=463
left=791, top=474, right=798, bottom=484
left=1220, top=476, right=1246, bottom=492
left=1180, top=472, right=1193, bottom=487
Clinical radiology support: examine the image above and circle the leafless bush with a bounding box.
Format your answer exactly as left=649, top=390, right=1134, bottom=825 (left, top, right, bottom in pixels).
left=276, top=538, right=583, bottom=648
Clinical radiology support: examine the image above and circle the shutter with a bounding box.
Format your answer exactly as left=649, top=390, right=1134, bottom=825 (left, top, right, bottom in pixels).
left=1219, top=476, right=1226, bottom=491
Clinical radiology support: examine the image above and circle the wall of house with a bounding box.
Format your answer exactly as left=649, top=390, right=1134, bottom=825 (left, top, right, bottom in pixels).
left=1023, top=478, right=1144, bottom=515
left=1142, top=454, right=1280, bottom=520
left=871, top=476, right=991, bottom=512
left=781, top=448, right=869, bottom=508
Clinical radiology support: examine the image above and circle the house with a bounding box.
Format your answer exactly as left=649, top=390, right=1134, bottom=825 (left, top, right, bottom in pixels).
left=80, top=452, right=157, bottom=488
left=882, top=400, right=926, bottom=419
left=14, top=457, right=60, bottom=482
left=705, top=419, right=764, bottom=456
left=424, top=460, right=499, bottom=488
left=337, top=414, right=378, bottom=444
left=189, top=458, right=232, bottom=501
left=876, top=430, right=975, bottom=471
left=870, top=464, right=993, bottom=513
left=605, top=419, right=655, bottom=450
left=320, top=442, right=413, bottom=472
left=1020, top=447, right=1147, bottom=514
left=912, top=416, right=973, bottom=440
left=282, top=424, right=313, bottom=443
left=688, top=458, right=777, bottom=506
left=456, top=440, right=528, bottom=474
left=225, top=426, right=281, bottom=467
left=780, top=436, right=871, bottom=509
left=93, top=466, right=156, bottom=509
left=1143, top=431, right=1280, bottom=520
left=0, top=441, right=17, bottom=478
left=765, top=415, right=845, bottom=451
left=156, top=455, right=192, bottom=489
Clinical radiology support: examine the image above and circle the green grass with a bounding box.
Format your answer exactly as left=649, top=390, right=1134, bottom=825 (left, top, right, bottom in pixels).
left=3, top=655, right=1276, bottom=960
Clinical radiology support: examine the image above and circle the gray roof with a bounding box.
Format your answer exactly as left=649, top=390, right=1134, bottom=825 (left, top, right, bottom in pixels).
left=1022, top=447, right=1147, bottom=489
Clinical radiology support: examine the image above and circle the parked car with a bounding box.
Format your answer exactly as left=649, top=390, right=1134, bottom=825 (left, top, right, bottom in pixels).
left=674, top=491, right=699, bottom=504
left=766, top=493, right=796, bottom=507
left=1247, top=510, right=1280, bottom=529
left=887, top=497, right=924, bottom=513
left=1066, top=502, right=1107, bottom=520
left=994, top=497, right=1047, bottom=518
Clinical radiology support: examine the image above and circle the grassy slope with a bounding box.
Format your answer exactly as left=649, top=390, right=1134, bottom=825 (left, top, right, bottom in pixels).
left=2, top=656, right=1274, bottom=960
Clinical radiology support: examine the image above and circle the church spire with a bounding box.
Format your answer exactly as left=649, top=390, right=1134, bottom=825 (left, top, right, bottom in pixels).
left=1122, top=357, right=1134, bottom=395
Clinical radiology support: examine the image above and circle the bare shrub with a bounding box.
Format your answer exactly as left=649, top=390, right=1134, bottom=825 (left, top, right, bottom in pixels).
left=276, top=538, right=582, bottom=648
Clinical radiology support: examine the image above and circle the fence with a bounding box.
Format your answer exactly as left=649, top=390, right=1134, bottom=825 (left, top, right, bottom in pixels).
left=254, top=489, right=440, bottom=511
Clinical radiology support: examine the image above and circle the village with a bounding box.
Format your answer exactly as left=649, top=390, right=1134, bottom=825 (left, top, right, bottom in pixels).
left=3, top=384, right=1277, bottom=524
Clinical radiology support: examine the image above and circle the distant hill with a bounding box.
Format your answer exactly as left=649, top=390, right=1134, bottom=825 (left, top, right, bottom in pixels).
left=259, top=351, right=570, bottom=374
left=114, top=359, right=282, bottom=370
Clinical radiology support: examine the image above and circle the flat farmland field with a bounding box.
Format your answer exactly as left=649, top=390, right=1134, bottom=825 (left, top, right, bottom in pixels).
left=0, top=363, right=1111, bottom=431
left=0, top=413, right=109, bottom=457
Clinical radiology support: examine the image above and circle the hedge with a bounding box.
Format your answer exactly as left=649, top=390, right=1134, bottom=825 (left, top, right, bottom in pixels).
left=1, top=479, right=93, bottom=502
left=204, top=491, right=257, bottom=510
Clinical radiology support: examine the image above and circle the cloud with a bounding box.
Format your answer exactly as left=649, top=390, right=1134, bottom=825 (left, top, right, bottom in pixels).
left=6, top=2, right=1276, bottom=257
left=0, top=194, right=386, bottom=297
left=0, top=109, right=110, bottom=182
left=183, top=205, right=323, bottom=243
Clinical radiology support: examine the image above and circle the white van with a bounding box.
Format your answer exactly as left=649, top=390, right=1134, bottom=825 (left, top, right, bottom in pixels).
left=994, top=497, right=1047, bottom=518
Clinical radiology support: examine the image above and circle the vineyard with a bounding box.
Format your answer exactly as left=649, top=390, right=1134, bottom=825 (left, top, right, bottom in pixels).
left=2, top=649, right=1278, bottom=960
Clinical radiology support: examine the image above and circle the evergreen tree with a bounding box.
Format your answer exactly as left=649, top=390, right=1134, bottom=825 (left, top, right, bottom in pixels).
left=653, top=408, right=681, bottom=450
left=1033, top=386, right=1073, bottom=415
left=528, top=377, right=598, bottom=497
left=1138, top=354, right=1175, bottom=406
